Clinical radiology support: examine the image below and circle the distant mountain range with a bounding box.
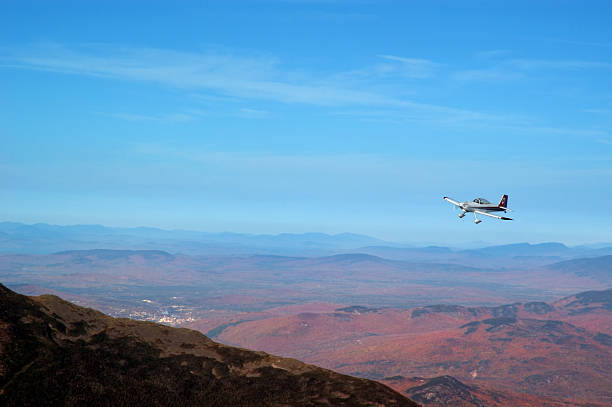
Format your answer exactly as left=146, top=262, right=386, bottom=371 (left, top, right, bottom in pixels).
left=2, top=222, right=612, bottom=262
left=0, top=222, right=389, bottom=256
left=2, top=247, right=611, bottom=316
left=547, top=255, right=612, bottom=282
left=355, top=243, right=612, bottom=267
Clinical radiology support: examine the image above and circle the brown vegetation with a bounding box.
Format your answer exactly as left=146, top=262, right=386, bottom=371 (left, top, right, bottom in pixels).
left=0, top=284, right=418, bottom=407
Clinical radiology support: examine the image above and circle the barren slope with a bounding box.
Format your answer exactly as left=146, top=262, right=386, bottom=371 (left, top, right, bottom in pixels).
left=0, top=284, right=417, bottom=407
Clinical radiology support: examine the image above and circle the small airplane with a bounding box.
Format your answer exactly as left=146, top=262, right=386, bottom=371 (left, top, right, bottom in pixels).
left=444, top=194, right=512, bottom=224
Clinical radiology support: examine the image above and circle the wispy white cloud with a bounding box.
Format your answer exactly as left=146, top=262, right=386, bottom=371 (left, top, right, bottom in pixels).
left=107, top=107, right=269, bottom=122
left=474, top=49, right=511, bottom=60
left=9, top=43, right=607, bottom=134
left=107, top=112, right=197, bottom=123
left=509, top=58, right=612, bottom=70
left=189, top=93, right=242, bottom=104
left=452, top=56, right=612, bottom=83
left=336, top=54, right=438, bottom=80
left=2, top=43, right=500, bottom=124
left=2, top=43, right=380, bottom=106
left=498, top=124, right=610, bottom=140
left=452, top=69, right=522, bottom=82
left=237, top=108, right=269, bottom=119
left=376, top=55, right=438, bottom=78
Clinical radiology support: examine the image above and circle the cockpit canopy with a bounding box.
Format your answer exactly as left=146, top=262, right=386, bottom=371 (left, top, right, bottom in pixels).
left=473, top=198, right=491, bottom=204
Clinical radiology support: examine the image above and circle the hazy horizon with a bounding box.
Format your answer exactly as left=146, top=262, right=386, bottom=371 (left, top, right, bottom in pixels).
left=2, top=219, right=611, bottom=249
left=2, top=1, right=611, bottom=246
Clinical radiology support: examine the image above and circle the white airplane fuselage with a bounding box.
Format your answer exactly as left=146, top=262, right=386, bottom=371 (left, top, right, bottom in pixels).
left=459, top=202, right=505, bottom=213
left=443, top=195, right=512, bottom=223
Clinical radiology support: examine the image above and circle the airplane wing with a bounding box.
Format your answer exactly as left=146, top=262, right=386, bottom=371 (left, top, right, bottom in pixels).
left=443, top=196, right=462, bottom=207
left=474, top=210, right=512, bottom=220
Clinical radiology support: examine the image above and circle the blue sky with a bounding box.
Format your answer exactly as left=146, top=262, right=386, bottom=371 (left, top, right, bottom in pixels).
left=1, top=0, right=612, bottom=245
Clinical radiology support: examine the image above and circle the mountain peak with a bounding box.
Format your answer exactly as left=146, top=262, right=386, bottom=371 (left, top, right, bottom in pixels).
left=0, top=284, right=417, bottom=406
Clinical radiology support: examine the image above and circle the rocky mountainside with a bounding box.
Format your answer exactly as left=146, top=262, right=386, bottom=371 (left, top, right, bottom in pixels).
left=0, top=284, right=418, bottom=407
left=554, top=287, right=612, bottom=313
left=381, top=375, right=592, bottom=407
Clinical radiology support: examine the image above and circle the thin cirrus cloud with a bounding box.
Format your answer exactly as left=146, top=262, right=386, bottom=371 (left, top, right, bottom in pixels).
left=508, top=58, right=612, bottom=70
left=3, top=43, right=493, bottom=123
left=107, top=112, right=197, bottom=123
left=4, top=43, right=400, bottom=106
left=237, top=108, right=270, bottom=119
left=453, top=55, right=612, bottom=82
left=9, top=43, right=607, bottom=132
left=105, top=109, right=266, bottom=123
left=376, top=55, right=438, bottom=78
left=336, top=54, right=438, bottom=80
left=452, top=69, right=523, bottom=82
left=474, top=49, right=512, bottom=60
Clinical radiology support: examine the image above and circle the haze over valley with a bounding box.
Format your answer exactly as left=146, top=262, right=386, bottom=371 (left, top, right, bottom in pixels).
left=3, top=222, right=612, bottom=406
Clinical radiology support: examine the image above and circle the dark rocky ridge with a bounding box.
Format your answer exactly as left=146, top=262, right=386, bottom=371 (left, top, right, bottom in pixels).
left=0, top=284, right=418, bottom=407
left=404, top=376, right=487, bottom=407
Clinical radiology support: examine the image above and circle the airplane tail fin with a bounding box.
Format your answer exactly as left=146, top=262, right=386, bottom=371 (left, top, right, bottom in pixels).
left=498, top=194, right=508, bottom=208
